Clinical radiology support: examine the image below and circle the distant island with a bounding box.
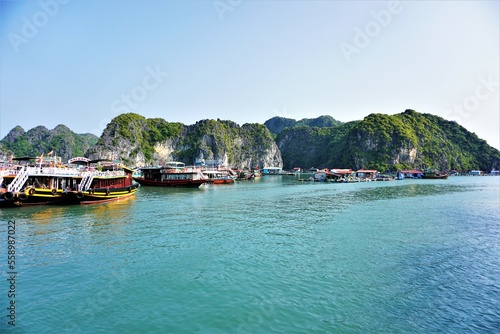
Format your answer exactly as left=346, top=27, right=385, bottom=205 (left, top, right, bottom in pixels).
left=1, top=109, right=499, bottom=172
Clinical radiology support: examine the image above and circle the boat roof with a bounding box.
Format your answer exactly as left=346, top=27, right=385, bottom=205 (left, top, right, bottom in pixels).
left=401, top=170, right=423, bottom=174
left=165, top=161, right=185, bottom=167
left=68, top=157, right=91, bottom=164
left=12, top=156, right=37, bottom=161
left=89, top=159, right=115, bottom=163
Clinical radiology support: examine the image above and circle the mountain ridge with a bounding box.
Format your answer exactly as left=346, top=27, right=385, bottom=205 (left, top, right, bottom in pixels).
left=1, top=110, right=498, bottom=171
left=0, top=124, right=98, bottom=162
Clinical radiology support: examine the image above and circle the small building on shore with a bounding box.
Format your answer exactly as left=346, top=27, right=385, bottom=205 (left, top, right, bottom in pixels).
left=356, top=169, right=378, bottom=180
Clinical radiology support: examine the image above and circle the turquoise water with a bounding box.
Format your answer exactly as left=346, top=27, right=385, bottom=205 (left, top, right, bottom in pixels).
left=1, top=176, right=499, bottom=333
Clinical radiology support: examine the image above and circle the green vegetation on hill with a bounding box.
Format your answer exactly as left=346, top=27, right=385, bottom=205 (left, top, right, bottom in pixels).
left=295, top=115, right=344, bottom=128
left=2, top=110, right=498, bottom=171
left=264, top=115, right=343, bottom=136
left=277, top=110, right=500, bottom=172
left=0, top=124, right=98, bottom=161
left=90, top=113, right=184, bottom=162
left=90, top=113, right=280, bottom=167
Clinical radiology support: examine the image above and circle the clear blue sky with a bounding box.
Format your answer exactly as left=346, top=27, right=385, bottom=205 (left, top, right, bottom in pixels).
left=1, top=0, right=499, bottom=149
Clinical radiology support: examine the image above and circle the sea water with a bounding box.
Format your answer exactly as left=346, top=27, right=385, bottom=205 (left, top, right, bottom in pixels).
left=0, top=176, right=499, bottom=333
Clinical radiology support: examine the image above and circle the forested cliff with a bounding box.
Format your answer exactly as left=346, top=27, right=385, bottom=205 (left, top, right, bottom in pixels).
left=1, top=110, right=498, bottom=171
left=0, top=125, right=98, bottom=162
left=275, top=110, right=500, bottom=171
left=86, top=113, right=282, bottom=168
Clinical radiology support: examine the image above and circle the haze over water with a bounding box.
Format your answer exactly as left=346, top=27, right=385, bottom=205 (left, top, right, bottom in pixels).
left=1, top=176, right=499, bottom=333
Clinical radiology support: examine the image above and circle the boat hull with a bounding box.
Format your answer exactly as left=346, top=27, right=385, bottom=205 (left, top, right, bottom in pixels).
left=0, top=184, right=139, bottom=208
left=422, top=175, right=449, bottom=179
left=208, top=178, right=234, bottom=185
left=133, top=177, right=206, bottom=188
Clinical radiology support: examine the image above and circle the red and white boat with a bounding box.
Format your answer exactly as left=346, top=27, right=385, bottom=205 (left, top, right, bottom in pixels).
left=202, top=170, right=235, bottom=184
left=0, top=157, right=138, bottom=207
left=134, top=162, right=208, bottom=188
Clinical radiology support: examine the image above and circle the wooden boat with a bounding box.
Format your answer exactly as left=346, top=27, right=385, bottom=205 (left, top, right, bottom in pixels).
left=236, top=170, right=254, bottom=180
left=0, top=158, right=138, bottom=208
left=202, top=170, right=235, bottom=184
left=134, top=162, right=208, bottom=188
left=422, top=173, right=449, bottom=179
left=422, top=168, right=449, bottom=179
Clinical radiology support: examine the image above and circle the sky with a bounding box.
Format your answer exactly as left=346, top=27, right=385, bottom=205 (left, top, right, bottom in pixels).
left=0, top=0, right=499, bottom=149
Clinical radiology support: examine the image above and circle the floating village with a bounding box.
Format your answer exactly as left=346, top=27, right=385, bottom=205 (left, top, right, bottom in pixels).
left=0, top=154, right=498, bottom=208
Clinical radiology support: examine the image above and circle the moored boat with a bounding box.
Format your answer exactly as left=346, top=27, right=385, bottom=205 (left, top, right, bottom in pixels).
left=0, top=158, right=138, bottom=208
left=202, top=170, right=235, bottom=184
left=422, top=168, right=448, bottom=179
left=134, top=162, right=208, bottom=188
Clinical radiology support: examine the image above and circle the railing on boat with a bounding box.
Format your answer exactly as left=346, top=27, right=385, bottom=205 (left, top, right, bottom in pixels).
left=1, top=167, right=126, bottom=178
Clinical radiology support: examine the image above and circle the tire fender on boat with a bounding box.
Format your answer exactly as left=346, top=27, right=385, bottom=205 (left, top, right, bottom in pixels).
left=128, top=186, right=132, bottom=193
left=28, top=187, right=35, bottom=196
left=76, top=191, right=84, bottom=199
left=52, top=188, right=57, bottom=195
left=3, top=192, right=13, bottom=201
left=105, top=188, right=110, bottom=196
left=19, top=193, right=28, bottom=201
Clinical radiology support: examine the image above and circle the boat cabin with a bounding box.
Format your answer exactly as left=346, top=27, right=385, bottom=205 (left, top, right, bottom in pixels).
left=401, top=170, right=423, bottom=178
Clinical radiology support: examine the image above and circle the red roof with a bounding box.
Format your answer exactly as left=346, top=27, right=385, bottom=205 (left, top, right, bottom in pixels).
left=356, top=170, right=378, bottom=173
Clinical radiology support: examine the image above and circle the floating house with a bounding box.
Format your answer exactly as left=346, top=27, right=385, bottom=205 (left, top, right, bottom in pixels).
left=315, top=168, right=353, bottom=182
left=356, top=169, right=378, bottom=180
left=262, top=167, right=282, bottom=175
left=314, top=169, right=335, bottom=182
left=330, top=169, right=353, bottom=176
left=469, top=170, right=483, bottom=176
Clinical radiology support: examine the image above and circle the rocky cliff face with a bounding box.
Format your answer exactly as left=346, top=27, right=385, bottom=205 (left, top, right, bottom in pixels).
left=87, top=113, right=282, bottom=168
left=3, top=110, right=497, bottom=172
